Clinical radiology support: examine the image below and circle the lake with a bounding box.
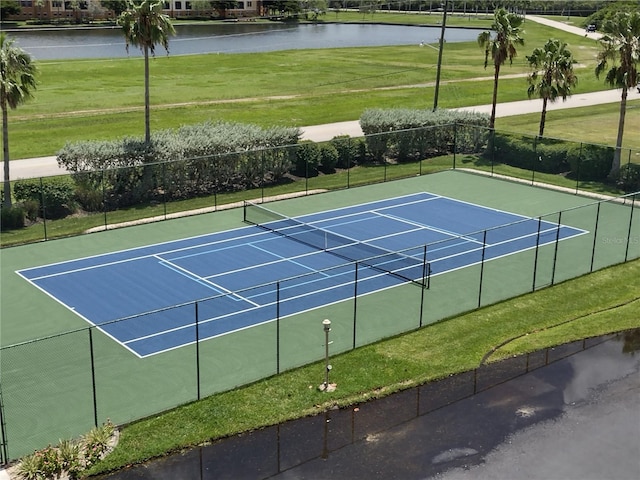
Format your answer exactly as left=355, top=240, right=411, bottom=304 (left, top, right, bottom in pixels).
left=5, top=22, right=481, bottom=60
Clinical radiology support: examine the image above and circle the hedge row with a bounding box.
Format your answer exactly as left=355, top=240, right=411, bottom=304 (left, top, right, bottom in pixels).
left=490, top=133, right=614, bottom=180
left=57, top=122, right=301, bottom=209
left=360, top=108, right=491, bottom=162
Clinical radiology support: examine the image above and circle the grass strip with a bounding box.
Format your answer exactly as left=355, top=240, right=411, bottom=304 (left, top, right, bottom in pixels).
left=88, top=258, right=640, bottom=475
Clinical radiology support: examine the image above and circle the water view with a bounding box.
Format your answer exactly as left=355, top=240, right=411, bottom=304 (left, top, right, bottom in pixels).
left=6, top=23, right=481, bottom=60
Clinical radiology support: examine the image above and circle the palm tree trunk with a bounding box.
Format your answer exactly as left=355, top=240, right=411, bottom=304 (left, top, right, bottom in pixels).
left=539, top=97, right=548, bottom=137
left=490, top=64, right=500, bottom=129
left=2, top=98, right=12, bottom=208
left=610, top=88, right=627, bottom=177
left=144, top=45, right=151, bottom=147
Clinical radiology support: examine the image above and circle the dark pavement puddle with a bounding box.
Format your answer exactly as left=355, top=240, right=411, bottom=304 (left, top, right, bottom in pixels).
left=96, top=329, right=640, bottom=480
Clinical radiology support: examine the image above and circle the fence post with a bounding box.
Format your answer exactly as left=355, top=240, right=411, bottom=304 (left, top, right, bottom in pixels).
left=261, top=150, right=266, bottom=202
left=195, top=301, right=201, bottom=401
left=102, top=169, right=107, bottom=229
left=88, top=328, right=98, bottom=428
left=624, top=194, right=636, bottom=262
left=531, top=136, right=538, bottom=185
left=590, top=202, right=601, bottom=272
left=305, top=149, right=309, bottom=195
left=352, top=263, right=358, bottom=350
left=551, top=211, right=562, bottom=286
left=347, top=139, right=351, bottom=189
left=419, top=245, right=428, bottom=328
left=276, top=281, right=280, bottom=375
left=477, top=230, right=487, bottom=308
left=162, top=161, right=167, bottom=220
left=575, top=142, right=583, bottom=194
left=532, top=217, right=542, bottom=292
left=40, top=177, right=48, bottom=241
left=490, top=129, right=495, bottom=177
left=0, top=379, right=8, bottom=465
left=453, top=122, right=457, bottom=169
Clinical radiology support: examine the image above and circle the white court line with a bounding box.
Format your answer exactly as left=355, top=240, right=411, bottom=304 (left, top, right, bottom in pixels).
left=124, top=265, right=379, bottom=352
left=156, top=255, right=259, bottom=307
left=18, top=225, right=280, bottom=280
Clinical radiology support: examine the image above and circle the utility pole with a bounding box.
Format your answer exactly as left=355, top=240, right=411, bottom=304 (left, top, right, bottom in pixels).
left=433, top=1, right=449, bottom=111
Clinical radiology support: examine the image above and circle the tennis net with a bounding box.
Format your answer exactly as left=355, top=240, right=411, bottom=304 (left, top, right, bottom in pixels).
left=243, top=201, right=428, bottom=286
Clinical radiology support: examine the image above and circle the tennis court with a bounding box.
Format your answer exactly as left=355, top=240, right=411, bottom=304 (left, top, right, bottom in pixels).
left=17, top=192, right=585, bottom=358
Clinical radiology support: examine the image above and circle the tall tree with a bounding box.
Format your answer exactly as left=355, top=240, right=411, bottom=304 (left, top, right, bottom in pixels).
left=526, top=38, right=577, bottom=138
left=118, top=0, right=175, bottom=146
left=595, top=10, right=640, bottom=177
left=1, top=33, right=38, bottom=209
left=102, top=0, right=130, bottom=16
left=210, top=1, right=237, bottom=19
left=477, top=8, right=525, bottom=129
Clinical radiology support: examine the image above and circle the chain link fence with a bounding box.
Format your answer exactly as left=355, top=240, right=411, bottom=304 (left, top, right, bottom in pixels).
left=1, top=185, right=638, bottom=461
left=3, top=125, right=638, bottom=247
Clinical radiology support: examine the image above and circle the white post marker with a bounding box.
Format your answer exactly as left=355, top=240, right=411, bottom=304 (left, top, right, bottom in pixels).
left=320, top=319, right=336, bottom=392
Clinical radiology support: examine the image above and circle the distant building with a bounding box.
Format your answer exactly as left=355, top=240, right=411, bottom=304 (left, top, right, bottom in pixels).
left=4, top=1, right=263, bottom=22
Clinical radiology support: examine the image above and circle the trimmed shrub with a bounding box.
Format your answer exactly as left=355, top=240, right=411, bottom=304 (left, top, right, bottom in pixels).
left=14, top=177, right=77, bottom=219
left=318, top=143, right=339, bottom=174
left=0, top=204, right=25, bottom=229
left=293, top=142, right=321, bottom=177
left=567, top=144, right=614, bottom=181
left=330, top=135, right=360, bottom=169
left=359, top=109, right=489, bottom=163
left=616, top=163, right=640, bottom=192
left=57, top=121, right=300, bottom=209
left=492, top=134, right=570, bottom=174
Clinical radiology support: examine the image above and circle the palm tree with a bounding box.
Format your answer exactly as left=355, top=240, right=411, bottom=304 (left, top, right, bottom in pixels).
left=118, top=0, right=175, bottom=146
left=1, top=33, right=38, bottom=209
left=526, top=39, right=577, bottom=138
left=477, top=8, right=525, bottom=130
left=595, top=11, right=640, bottom=177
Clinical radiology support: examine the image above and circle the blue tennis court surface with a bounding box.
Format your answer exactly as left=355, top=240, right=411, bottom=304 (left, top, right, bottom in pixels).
left=18, top=193, right=586, bottom=357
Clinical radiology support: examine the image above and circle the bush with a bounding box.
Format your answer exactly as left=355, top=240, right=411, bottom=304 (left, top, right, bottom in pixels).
left=13, top=177, right=77, bottom=219
left=16, top=420, right=115, bottom=480
left=567, top=144, right=614, bottom=181
left=0, top=204, right=25, bottom=230
left=318, top=143, right=339, bottom=174
left=330, top=135, right=361, bottom=169
left=75, top=186, right=104, bottom=212
left=491, top=134, right=570, bottom=174
left=56, top=121, right=301, bottom=209
left=360, top=109, right=490, bottom=163
left=293, top=142, right=321, bottom=177
left=616, top=163, right=640, bottom=192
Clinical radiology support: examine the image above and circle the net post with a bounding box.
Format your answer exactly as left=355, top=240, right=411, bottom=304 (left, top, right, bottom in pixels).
left=243, top=201, right=248, bottom=223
